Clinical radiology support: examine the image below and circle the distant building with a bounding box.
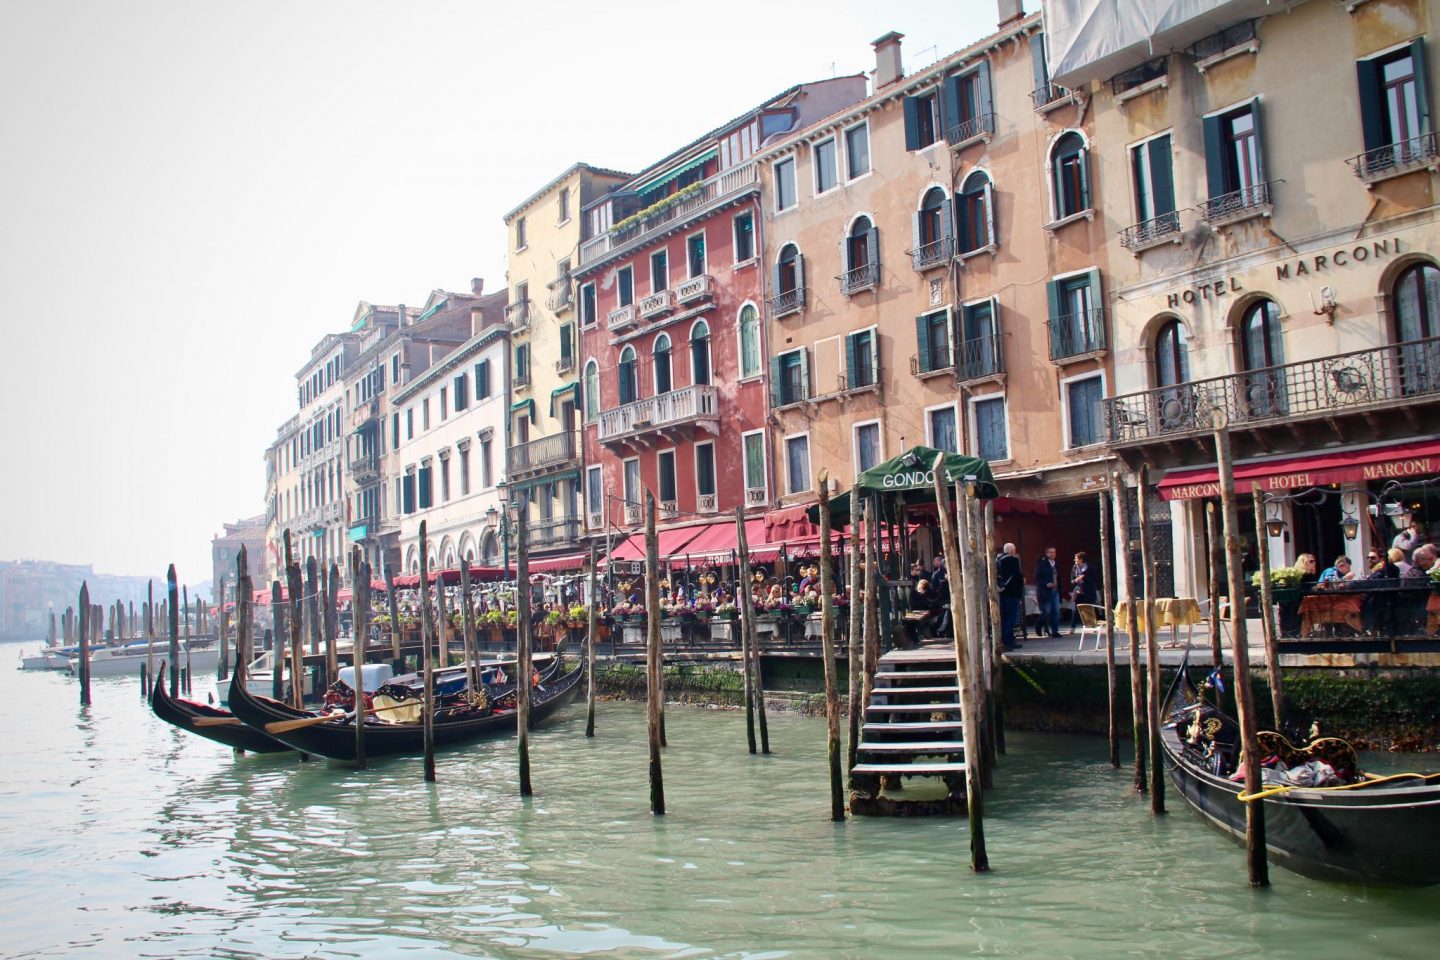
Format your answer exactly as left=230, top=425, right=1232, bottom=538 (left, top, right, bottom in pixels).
left=211, top=516, right=266, bottom=596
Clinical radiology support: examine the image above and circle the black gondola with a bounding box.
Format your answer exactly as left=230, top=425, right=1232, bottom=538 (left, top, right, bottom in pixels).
left=150, top=662, right=293, bottom=754
left=1161, top=651, right=1440, bottom=886
left=227, top=656, right=583, bottom=762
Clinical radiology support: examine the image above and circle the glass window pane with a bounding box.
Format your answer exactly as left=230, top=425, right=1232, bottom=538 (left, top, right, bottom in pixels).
left=786, top=436, right=811, bottom=493
left=744, top=433, right=764, bottom=490
left=816, top=139, right=836, bottom=193
left=929, top=407, right=958, bottom=452
left=856, top=423, right=880, bottom=472
left=975, top=398, right=1008, bottom=461
left=846, top=125, right=870, bottom=178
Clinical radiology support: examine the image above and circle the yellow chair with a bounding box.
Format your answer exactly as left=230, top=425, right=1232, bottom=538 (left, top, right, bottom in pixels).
left=1076, top=604, right=1106, bottom=651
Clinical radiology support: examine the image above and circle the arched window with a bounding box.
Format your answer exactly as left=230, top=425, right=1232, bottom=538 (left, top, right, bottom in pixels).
left=843, top=216, right=878, bottom=293
left=1051, top=132, right=1089, bottom=220
left=1240, top=299, right=1286, bottom=416
left=618, top=346, right=638, bottom=405
left=847, top=215, right=874, bottom=272
left=653, top=333, right=673, bottom=395
left=957, top=170, right=993, bottom=253
left=480, top=531, right=499, bottom=566
left=738, top=304, right=761, bottom=378
left=777, top=244, right=801, bottom=295
left=1390, top=261, right=1440, bottom=393
left=690, top=320, right=712, bottom=385
left=583, top=359, right=600, bottom=420
left=1154, top=319, right=1191, bottom=388
left=917, top=187, right=948, bottom=248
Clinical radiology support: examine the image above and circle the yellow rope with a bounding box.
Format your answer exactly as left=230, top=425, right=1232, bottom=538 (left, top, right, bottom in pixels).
left=1238, top=771, right=1440, bottom=803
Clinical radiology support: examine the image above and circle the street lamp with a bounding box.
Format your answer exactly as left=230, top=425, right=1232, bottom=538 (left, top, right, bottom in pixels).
left=1341, top=514, right=1362, bottom=541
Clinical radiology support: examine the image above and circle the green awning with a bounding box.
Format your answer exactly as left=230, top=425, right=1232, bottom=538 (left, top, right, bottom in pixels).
left=630, top=148, right=718, bottom=195
left=808, top=445, right=998, bottom=523
left=508, top=469, right=580, bottom=495
left=549, top=382, right=579, bottom=418
left=510, top=398, right=535, bottom=422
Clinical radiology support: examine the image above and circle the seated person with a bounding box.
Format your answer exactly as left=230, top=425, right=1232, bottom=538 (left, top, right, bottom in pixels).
left=1365, top=549, right=1400, bottom=580
left=1317, top=555, right=1355, bottom=586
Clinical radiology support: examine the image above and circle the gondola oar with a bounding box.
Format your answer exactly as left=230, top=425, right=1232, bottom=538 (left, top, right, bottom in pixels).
left=265, top=698, right=428, bottom=734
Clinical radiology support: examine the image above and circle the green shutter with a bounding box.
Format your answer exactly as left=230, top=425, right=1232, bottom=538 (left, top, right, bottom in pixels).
left=1149, top=135, right=1175, bottom=216
left=845, top=333, right=859, bottom=389
left=977, top=60, right=994, bottom=122
left=1356, top=55, right=1385, bottom=151
left=769, top=355, right=782, bottom=406
left=1249, top=97, right=1266, bottom=181
left=866, top=227, right=879, bottom=273
left=940, top=74, right=960, bottom=133
left=1045, top=279, right=1062, bottom=361
left=795, top=252, right=805, bottom=294
left=903, top=96, right=922, bottom=150
left=1202, top=113, right=1226, bottom=199
left=1086, top=269, right=1105, bottom=350
left=1031, top=32, right=1049, bottom=95
left=915, top=314, right=932, bottom=374
left=1413, top=39, right=1432, bottom=135
left=799, top=349, right=810, bottom=399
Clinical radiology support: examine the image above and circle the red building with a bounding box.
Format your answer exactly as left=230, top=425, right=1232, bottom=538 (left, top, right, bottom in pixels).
left=576, top=79, right=867, bottom=543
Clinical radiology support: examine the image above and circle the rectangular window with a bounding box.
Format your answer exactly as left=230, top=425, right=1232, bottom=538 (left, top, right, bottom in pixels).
left=391, top=353, right=400, bottom=384
left=475, top=360, right=491, bottom=399
left=440, top=457, right=451, bottom=502
left=1356, top=41, right=1432, bottom=173
left=417, top=465, right=433, bottom=509
left=559, top=323, right=573, bottom=368
left=928, top=406, right=958, bottom=453
left=515, top=216, right=526, bottom=250
left=1203, top=100, right=1265, bottom=199
left=586, top=466, right=602, bottom=517
left=402, top=473, right=416, bottom=514
left=972, top=397, right=1008, bottom=461
left=422, top=398, right=431, bottom=431
left=617, top=266, right=634, bottom=307
left=651, top=249, right=669, bottom=292
left=785, top=435, right=811, bottom=494
left=814, top=137, right=837, bottom=193
left=406, top=407, right=414, bottom=440
left=391, top=412, right=400, bottom=448
left=845, top=123, right=870, bottom=178
left=460, top=447, right=470, bottom=495
left=1131, top=133, right=1175, bottom=222
left=1066, top=376, right=1105, bottom=448
left=775, top=157, right=797, bottom=211
left=440, top=387, right=448, bottom=421
left=454, top=373, right=469, bottom=411
left=846, top=328, right=877, bottom=389
left=515, top=343, right=530, bottom=381
left=855, top=422, right=881, bottom=473
left=960, top=300, right=1001, bottom=378
left=903, top=92, right=938, bottom=150
left=481, top=439, right=493, bottom=488
left=1046, top=270, right=1104, bottom=359
left=558, top=187, right=570, bottom=223
left=687, top=232, right=706, bottom=278
left=658, top=450, right=677, bottom=504
left=733, top=211, right=755, bottom=262
left=623, top=458, right=641, bottom=506
left=743, top=430, right=766, bottom=496
left=915, top=308, right=953, bottom=374
left=581, top=283, right=597, bottom=326
left=773, top=349, right=808, bottom=406
left=695, top=442, right=716, bottom=497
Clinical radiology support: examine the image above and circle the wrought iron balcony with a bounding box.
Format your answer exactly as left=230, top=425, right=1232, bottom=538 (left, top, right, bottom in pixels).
left=768, top=286, right=804, bottom=319
left=1048, top=308, right=1107, bottom=361
left=506, top=431, right=577, bottom=477
left=1199, top=180, right=1274, bottom=225
left=909, top=236, right=955, bottom=272
left=578, top=162, right=760, bottom=267
left=838, top=261, right=879, bottom=296
left=945, top=112, right=995, bottom=148
left=546, top=278, right=573, bottom=312
left=348, top=451, right=380, bottom=482
left=555, top=355, right=574, bottom=374
left=1105, top=337, right=1440, bottom=445
left=675, top=274, right=713, bottom=305
left=505, top=299, right=531, bottom=332
left=1031, top=83, right=1071, bottom=110
left=638, top=289, right=673, bottom=319
left=958, top=333, right=1004, bottom=382
left=597, top=384, right=719, bottom=445
left=1120, top=211, right=1182, bottom=251
left=1348, top=133, right=1440, bottom=183
left=526, top=516, right=582, bottom=548
left=607, top=304, right=637, bottom=331
left=911, top=348, right=955, bottom=379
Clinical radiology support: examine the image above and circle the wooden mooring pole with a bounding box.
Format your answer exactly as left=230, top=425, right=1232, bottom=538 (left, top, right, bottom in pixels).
left=1137, top=466, right=1165, bottom=814
left=735, top=508, right=768, bottom=754
left=269, top=579, right=285, bottom=702
left=235, top=549, right=253, bottom=755
left=1251, top=487, right=1285, bottom=729
left=1111, top=473, right=1147, bottom=793
left=932, top=457, right=987, bottom=871
left=217, top=576, right=229, bottom=682
left=77, top=583, right=92, bottom=706
left=183, top=586, right=193, bottom=695
left=585, top=544, right=598, bottom=738
left=846, top=488, right=863, bottom=771
left=351, top=548, right=368, bottom=770
left=383, top=563, right=402, bottom=667
left=733, top=510, right=757, bottom=754
left=516, top=511, right=533, bottom=797
left=1215, top=422, right=1268, bottom=886
left=1206, top=503, right=1224, bottom=670
left=418, top=521, right=437, bottom=783
left=644, top=492, right=665, bottom=814
left=285, top=533, right=305, bottom=711
left=460, top=561, right=478, bottom=706
left=167, top=566, right=181, bottom=698
left=325, top=562, right=339, bottom=686
left=816, top=471, right=845, bottom=822
left=961, top=496, right=993, bottom=789
left=982, top=501, right=1006, bottom=757
left=1098, top=490, right=1119, bottom=769
left=305, top=558, right=321, bottom=659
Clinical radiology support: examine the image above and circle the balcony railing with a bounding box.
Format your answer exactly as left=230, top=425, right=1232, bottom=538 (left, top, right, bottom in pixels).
left=745, top=487, right=767, bottom=506
left=546, top=281, right=573, bottom=312
left=578, top=161, right=760, bottom=267
left=911, top=349, right=955, bottom=378
left=1031, top=82, right=1071, bottom=110
left=1199, top=180, right=1274, bottom=224
left=660, top=500, right=679, bottom=519
left=958, top=333, right=1004, bottom=382
left=597, top=384, right=719, bottom=444
left=349, top=452, right=380, bottom=481
left=526, top=516, right=582, bottom=548
left=768, top=286, right=804, bottom=318
left=910, top=236, right=955, bottom=272
left=1120, top=211, right=1182, bottom=251
left=675, top=274, right=713, bottom=304
left=513, top=369, right=530, bottom=388
left=1048, top=308, right=1107, bottom=360
left=697, top=493, right=717, bottom=514
left=638, top=289, right=673, bottom=319
left=506, top=431, right=577, bottom=476
left=505, top=299, right=531, bottom=332
left=945, top=112, right=995, bottom=147
left=624, top=503, right=642, bottom=526
left=1105, top=337, right=1440, bottom=445
left=607, top=304, right=637, bottom=331
left=555, top=355, right=574, bottom=374
left=1348, top=133, right=1440, bottom=183
left=350, top=397, right=380, bottom=429
left=838, top=261, right=879, bottom=295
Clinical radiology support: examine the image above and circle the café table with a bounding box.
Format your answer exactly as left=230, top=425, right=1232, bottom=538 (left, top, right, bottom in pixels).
left=1299, top=591, right=1365, bottom=637
left=1113, top=597, right=1205, bottom=646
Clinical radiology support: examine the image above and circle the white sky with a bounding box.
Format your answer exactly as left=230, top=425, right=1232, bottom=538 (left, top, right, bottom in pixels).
left=0, top=0, right=1002, bottom=584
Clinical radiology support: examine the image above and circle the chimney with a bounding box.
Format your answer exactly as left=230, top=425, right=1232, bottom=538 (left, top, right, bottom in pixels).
left=471, top=277, right=484, bottom=296
left=871, top=31, right=904, bottom=90
left=397, top=303, right=406, bottom=327
left=997, top=0, right=1024, bottom=27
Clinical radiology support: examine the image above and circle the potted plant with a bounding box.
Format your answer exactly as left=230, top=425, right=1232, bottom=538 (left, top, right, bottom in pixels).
left=693, top=597, right=716, bottom=622
left=1252, top=565, right=1304, bottom=604
left=716, top=601, right=738, bottom=621
left=567, top=604, right=588, bottom=628
left=1430, top=566, right=1440, bottom=592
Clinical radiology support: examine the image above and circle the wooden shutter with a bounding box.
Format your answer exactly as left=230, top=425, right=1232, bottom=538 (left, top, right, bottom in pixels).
left=769, top=355, right=782, bottom=406
left=1148, top=135, right=1175, bottom=216
left=1248, top=98, right=1267, bottom=181
left=795, top=252, right=806, bottom=295
left=865, top=227, right=879, bottom=273
left=1413, top=39, right=1432, bottom=134
left=1086, top=269, right=1105, bottom=349
left=977, top=60, right=994, bottom=123
left=1202, top=113, right=1226, bottom=199
left=903, top=96, right=922, bottom=150
left=915, top=313, right=932, bottom=374
left=799, top=349, right=810, bottom=399
left=1031, top=32, right=1049, bottom=96
left=771, top=257, right=783, bottom=298
left=1355, top=56, right=1385, bottom=151
left=985, top=178, right=998, bottom=246
left=940, top=74, right=960, bottom=133
left=845, top=333, right=859, bottom=389
left=1045, top=279, right=1062, bottom=360
left=940, top=192, right=954, bottom=244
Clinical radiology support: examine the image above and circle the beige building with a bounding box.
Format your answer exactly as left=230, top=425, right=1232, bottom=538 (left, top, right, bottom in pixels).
left=501, top=164, right=628, bottom=567
left=1046, top=0, right=1440, bottom=596
left=756, top=7, right=1115, bottom=561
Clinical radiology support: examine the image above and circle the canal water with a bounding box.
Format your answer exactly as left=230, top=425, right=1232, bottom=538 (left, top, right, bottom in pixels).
left=2, top=656, right=1436, bottom=959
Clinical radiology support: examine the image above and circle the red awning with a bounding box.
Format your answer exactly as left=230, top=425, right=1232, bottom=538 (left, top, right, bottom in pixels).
left=992, top=496, right=1050, bottom=515
left=764, top=504, right=822, bottom=541
left=528, top=553, right=588, bottom=573
left=1158, top=439, right=1440, bottom=500
left=605, top=525, right=710, bottom=563
left=681, top=518, right=759, bottom=558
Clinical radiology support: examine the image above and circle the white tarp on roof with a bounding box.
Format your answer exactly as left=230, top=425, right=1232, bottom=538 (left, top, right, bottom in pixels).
left=1042, top=0, right=1285, bottom=88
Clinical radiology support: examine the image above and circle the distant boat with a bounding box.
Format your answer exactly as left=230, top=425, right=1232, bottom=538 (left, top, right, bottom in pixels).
left=19, top=646, right=73, bottom=671
left=1162, top=652, right=1440, bottom=886
left=75, top=640, right=220, bottom=678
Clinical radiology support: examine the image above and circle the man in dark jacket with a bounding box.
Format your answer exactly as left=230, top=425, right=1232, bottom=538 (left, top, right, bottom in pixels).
left=1034, top=546, right=1061, bottom=638
left=996, top=543, right=1025, bottom=651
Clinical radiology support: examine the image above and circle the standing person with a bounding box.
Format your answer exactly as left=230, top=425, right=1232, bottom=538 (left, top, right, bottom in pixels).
left=1392, top=521, right=1420, bottom=558
left=1067, top=551, right=1098, bottom=635
left=996, top=543, right=1025, bottom=651
left=930, top=553, right=949, bottom=600
left=1034, top=546, right=1061, bottom=638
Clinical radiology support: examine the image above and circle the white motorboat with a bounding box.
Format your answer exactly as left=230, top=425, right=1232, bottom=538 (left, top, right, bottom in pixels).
left=75, top=640, right=221, bottom=678
left=214, top=650, right=314, bottom=704
left=19, top=647, right=76, bottom=671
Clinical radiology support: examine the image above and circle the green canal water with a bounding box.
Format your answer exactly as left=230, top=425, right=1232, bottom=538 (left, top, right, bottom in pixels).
left=2, top=659, right=1437, bottom=959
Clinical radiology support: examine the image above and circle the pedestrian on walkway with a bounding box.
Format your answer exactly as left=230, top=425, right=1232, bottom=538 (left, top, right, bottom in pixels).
left=1068, top=551, right=1098, bottom=635
left=996, top=543, right=1025, bottom=651
left=1034, top=546, right=1061, bottom=638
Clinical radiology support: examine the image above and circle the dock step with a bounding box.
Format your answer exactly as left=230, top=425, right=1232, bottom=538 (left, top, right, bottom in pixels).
left=870, top=685, right=958, bottom=696
left=858, top=741, right=965, bottom=754
left=876, top=669, right=958, bottom=681
left=862, top=720, right=964, bottom=732
left=850, top=762, right=967, bottom=775
left=865, top=702, right=962, bottom=713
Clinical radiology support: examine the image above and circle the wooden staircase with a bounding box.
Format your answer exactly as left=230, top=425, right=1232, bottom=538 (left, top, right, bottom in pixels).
left=849, top=646, right=966, bottom=816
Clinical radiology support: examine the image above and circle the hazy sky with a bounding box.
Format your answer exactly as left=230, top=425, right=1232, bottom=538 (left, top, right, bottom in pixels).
left=0, top=0, right=1002, bottom=584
